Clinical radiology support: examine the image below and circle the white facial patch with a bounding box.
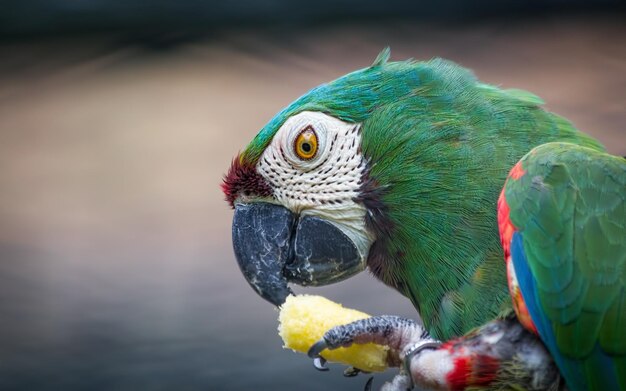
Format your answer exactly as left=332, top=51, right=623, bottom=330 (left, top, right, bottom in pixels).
left=256, top=111, right=373, bottom=261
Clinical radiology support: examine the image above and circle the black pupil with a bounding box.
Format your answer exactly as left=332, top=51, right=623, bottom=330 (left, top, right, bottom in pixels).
left=301, top=143, right=311, bottom=153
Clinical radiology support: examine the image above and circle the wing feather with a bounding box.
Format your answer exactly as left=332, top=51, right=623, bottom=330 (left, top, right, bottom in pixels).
left=502, top=142, right=626, bottom=390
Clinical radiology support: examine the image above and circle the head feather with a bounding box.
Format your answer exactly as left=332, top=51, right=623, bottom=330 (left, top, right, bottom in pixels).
left=239, top=55, right=477, bottom=166
left=371, top=47, right=391, bottom=67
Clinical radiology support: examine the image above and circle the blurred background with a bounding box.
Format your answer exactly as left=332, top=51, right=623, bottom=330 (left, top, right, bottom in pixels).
left=0, top=1, right=624, bottom=390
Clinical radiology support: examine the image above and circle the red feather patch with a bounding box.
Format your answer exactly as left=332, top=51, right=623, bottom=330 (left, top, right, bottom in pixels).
left=509, top=160, right=527, bottom=180
left=497, top=160, right=526, bottom=259
left=221, top=156, right=273, bottom=208
left=497, top=162, right=538, bottom=335
left=497, top=188, right=514, bottom=260
left=446, top=354, right=500, bottom=391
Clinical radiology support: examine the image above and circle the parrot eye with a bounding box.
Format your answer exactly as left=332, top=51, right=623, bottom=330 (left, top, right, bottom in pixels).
left=294, top=126, right=318, bottom=160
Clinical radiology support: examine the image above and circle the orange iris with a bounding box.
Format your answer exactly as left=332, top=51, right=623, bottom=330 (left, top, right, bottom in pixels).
left=294, top=127, right=318, bottom=160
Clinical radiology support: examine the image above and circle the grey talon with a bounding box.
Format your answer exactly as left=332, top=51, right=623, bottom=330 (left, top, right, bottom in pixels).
left=308, top=339, right=330, bottom=371
left=307, top=339, right=328, bottom=358
left=313, top=356, right=328, bottom=371
left=364, top=376, right=374, bottom=391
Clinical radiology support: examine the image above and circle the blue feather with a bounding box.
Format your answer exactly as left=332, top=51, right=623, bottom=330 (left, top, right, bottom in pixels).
left=512, top=232, right=623, bottom=390
left=511, top=232, right=587, bottom=390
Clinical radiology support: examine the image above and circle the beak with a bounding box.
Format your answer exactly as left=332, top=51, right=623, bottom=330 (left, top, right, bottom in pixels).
left=232, top=202, right=364, bottom=306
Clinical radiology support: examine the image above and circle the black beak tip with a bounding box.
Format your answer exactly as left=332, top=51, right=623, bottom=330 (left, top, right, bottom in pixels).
left=256, top=284, right=292, bottom=307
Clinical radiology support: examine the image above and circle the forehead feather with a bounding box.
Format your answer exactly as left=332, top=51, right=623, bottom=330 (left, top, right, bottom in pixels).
left=240, top=57, right=476, bottom=165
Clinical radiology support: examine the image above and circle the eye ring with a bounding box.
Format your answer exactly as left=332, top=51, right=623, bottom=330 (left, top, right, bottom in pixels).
left=294, top=126, right=318, bottom=160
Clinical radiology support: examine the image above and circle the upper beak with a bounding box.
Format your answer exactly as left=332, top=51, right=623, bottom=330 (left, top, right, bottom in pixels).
left=232, top=202, right=295, bottom=306
left=231, top=202, right=364, bottom=306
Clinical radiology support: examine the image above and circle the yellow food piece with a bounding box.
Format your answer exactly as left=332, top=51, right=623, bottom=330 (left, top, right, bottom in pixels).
left=277, top=294, right=389, bottom=372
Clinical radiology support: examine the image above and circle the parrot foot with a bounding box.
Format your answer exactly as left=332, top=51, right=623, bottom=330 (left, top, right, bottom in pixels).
left=308, top=315, right=437, bottom=390
left=309, top=316, right=563, bottom=391
left=309, top=315, right=427, bottom=357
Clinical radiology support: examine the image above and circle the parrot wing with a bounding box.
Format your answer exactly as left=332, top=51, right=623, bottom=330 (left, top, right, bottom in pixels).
left=499, top=142, right=626, bottom=391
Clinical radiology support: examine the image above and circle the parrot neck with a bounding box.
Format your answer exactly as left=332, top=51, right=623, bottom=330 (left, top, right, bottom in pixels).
left=370, top=233, right=511, bottom=341
left=357, top=166, right=512, bottom=341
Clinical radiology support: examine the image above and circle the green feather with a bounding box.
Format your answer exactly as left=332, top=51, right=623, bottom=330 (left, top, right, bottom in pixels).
left=371, top=47, right=391, bottom=67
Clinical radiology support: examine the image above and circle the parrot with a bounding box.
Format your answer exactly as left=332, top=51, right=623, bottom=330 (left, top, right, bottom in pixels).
left=222, top=48, right=625, bottom=390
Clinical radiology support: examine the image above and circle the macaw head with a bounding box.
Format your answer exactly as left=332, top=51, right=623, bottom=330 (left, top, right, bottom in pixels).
left=222, top=51, right=374, bottom=304
left=222, top=48, right=417, bottom=305
left=223, top=48, right=478, bottom=306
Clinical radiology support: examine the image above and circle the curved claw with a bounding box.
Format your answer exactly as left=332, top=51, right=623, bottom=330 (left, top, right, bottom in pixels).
left=308, top=339, right=328, bottom=359
left=313, top=356, right=329, bottom=371
left=308, top=339, right=330, bottom=371
left=364, top=376, right=374, bottom=391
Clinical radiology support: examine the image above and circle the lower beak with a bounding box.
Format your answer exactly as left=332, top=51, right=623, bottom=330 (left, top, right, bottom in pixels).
left=231, top=202, right=364, bottom=306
